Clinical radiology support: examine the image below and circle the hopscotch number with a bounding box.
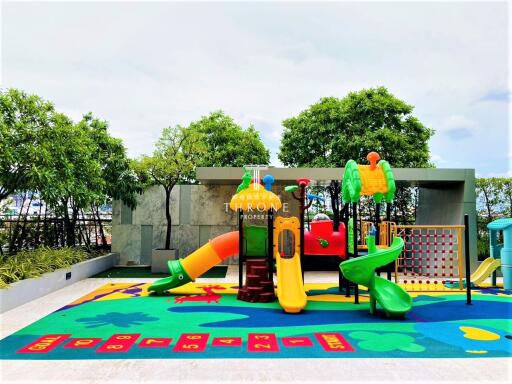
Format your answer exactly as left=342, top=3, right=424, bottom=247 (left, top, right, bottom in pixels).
left=254, top=343, right=271, bottom=349
left=106, top=345, right=123, bottom=350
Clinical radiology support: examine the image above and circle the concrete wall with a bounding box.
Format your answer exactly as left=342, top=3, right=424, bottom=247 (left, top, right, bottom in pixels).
left=112, top=168, right=478, bottom=271
left=0, top=253, right=117, bottom=313
left=112, top=184, right=300, bottom=265
left=416, top=169, right=477, bottom=271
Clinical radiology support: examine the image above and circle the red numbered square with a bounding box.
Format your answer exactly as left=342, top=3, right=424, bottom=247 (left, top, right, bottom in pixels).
left=138, top=338, right=173, bottom=348
left=211, top=337, right=242, bottom=347
left=281, top=336, right=313, bottom=347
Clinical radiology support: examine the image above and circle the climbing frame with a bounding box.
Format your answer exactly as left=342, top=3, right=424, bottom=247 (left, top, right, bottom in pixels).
left=392, top=225, right=465, bottom=292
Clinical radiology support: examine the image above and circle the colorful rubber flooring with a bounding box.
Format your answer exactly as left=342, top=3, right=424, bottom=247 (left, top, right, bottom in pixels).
left=0, top=283, right=510, bottom=359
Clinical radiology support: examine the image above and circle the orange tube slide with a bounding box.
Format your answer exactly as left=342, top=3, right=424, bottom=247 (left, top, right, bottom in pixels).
left=180, top=231, right=239, bottom=279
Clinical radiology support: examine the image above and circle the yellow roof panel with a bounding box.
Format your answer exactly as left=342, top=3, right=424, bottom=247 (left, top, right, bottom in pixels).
left=357, top=165, right=388, bottom=196
left=229, top=182, right=282, bottom=211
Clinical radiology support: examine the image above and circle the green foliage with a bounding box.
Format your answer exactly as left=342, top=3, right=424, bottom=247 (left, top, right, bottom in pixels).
left=279, top=87, right=431, bottom=225
left=135, top=125, right=207, bottom=189
left=0, top=247, right=89, bottom=288
left=279, top=87, right=434, bottom=167
left=1, top=88, right=138, bottom=250
left=476, top=177, right=502, bottom=223
left=477, top=233, right=490, bottom=261
left=134, top=125, right=207, bottom=249
left=0, top=90, right=139, bottom=212
left=188, top=111, right=270, bottom=167
left=39, top=113, right=103, bottom=212
left=475, top=177, right=512, bottom=260
left=77, top=113, right=141, bottom=209
left=496, top=178, right=512, bottom=217
left=0, top=89, right=55, bottom=201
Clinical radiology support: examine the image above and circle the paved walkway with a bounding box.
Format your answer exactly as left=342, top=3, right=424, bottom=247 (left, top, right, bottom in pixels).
left=1, top=268, right=510, bottom=383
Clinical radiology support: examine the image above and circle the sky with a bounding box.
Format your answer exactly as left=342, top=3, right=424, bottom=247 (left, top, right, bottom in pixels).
left=1, top=1, right=510, bottom=176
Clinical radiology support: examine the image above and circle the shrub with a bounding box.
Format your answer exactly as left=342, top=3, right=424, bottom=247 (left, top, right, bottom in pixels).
left=0, top=247, right=90, bottom=288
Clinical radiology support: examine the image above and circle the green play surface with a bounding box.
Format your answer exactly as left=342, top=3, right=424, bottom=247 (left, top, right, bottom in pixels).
left=0, top=282, right=510, bottom=360
left=92, top=266, right=227, bottom=279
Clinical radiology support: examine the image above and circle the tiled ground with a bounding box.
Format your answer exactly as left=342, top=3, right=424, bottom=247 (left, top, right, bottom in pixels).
left=0, top=266, right=510, bottom=383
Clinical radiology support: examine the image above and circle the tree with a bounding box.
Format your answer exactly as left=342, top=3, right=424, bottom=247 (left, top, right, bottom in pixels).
left=475, top=177, right=509, bottom=259
left=1, top=88, right=140, bottom=252
left=39, top=113, right=103, bottom=247
left=280, top=87, right=434, bottom=167
left=476, top=177, right=501, bottom=224
left=77, top=113, right=142, bottom=247
left=188, top=111, right=270, bottom=167
left=497, top=178, right=512, bottom=217
left=135, top=126, right=206, bottom=250
left=278, top=87, right=434, bottom=225
left=0, top=89, right=55, bottom=202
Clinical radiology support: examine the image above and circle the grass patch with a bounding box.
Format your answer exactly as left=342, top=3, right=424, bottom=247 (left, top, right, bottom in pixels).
left=92, top=265, right=228, bottom=279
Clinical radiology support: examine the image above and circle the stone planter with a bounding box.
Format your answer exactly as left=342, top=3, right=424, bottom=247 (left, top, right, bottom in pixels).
left=152, top=248, right=179, bottom=273
left=0, top=253, right=117, bottom=314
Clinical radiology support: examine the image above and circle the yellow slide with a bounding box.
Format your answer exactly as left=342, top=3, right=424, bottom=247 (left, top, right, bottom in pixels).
left=274, top=217, right=307, bottom=313
left=446, top=256, right=502, bottom=289
left=471, top=257, right=501, bottom=286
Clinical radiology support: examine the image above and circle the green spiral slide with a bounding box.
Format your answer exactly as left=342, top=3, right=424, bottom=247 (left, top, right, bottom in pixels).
left=340, top=236, right=412, bottom=319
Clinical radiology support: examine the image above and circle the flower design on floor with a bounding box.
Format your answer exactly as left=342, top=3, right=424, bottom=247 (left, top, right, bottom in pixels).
left=349, top=331, right=425, bottom=352
left=77, top=312, right=159, bottom=328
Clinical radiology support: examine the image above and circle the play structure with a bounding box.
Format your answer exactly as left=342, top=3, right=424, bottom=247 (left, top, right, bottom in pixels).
left=340, top=227, right=412, bottom=318
left=486, top=218, right=511, bottom=289
left=4, top=157, right=509, bottom=362
left=395, top=224, right=465, bottom=291
left=274, top=216, right=307, bottom=313
left=445, top=217, right=512, bottom=289
left=148, top=151, right=480, bottom=318
left=147, top=153, right=414, bottom=317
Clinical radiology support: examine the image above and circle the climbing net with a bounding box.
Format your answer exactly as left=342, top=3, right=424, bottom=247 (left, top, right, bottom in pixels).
left=392, top=225, right=465, bottom=292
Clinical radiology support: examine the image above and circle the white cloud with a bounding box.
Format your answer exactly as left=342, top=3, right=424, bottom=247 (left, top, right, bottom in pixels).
left=1, top=1, right=508, bottom=176
left=439, top=115, right=477, bottom=131
left=437, top=115, right=478, bottom=139
left=430, top=153, right=448, bottom=167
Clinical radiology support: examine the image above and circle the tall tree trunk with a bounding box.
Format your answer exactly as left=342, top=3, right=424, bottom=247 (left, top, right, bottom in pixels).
left=164, top=187, right=173, bottom=250
left=91, top=204, right=99, bottom=248
left=77, top=208, right=90, bottom=250
left=95, top=205, right=107, bottom=248
left=482, top=188, right=493, bottom=223
left=413, top=187, right=419, bottom=222
left=34, top=196, right=43, bottom=247
left=17, top=193, right=34, bottom=250
left=81, top=208, right=91, bottom=246
left=70, top=205, right=79, bottom=247
left=62, top=198, right=77, bottom=247
left=42, top=204, right=49, bottom=246
left=9, top=193, right=32, bottom=252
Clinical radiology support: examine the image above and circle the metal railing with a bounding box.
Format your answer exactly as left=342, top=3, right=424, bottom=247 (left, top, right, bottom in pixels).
left=0, top=215, right=112, bottom=255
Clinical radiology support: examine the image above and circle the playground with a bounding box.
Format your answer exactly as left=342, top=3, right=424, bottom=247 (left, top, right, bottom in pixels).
left=1, top=152, right=510, bottom=368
